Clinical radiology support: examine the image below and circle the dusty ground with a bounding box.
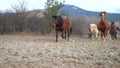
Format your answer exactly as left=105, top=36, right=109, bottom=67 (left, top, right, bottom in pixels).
left=0, top=34, right=120, bottom=68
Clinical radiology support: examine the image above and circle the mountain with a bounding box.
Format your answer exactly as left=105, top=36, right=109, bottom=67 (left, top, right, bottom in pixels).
left=58, top=5, right=120, bottom=22
left=26, top=9, right=44, bottom=18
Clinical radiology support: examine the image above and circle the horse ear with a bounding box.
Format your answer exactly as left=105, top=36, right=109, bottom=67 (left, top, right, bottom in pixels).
left=112, top=21, right=115, bottom=24
left=100, top=11, right=106, bottom=16
left=100, top=12, right=103, bottom=16
left=52, top=15, right=57, bottom=19
left=52, top=15, right=54, bottom=18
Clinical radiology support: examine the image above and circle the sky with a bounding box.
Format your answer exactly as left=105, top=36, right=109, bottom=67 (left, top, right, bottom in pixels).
left=0, top=0, right=120, bottom=13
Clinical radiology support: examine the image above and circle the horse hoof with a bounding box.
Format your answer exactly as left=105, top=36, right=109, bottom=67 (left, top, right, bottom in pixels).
left=103, top=40, right=106, bottom=42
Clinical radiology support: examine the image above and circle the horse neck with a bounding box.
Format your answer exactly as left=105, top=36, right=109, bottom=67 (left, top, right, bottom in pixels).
left=111, top=24, right=115, bottom=29
left=101, top=15, right=106, bottom=23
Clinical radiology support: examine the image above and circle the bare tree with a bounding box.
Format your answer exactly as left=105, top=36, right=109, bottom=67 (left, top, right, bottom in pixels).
left=71, top=16, right=99, bottom=36
left=10, top=0, right=28, bottom=32
left=11, top=0, right=28, bottom=13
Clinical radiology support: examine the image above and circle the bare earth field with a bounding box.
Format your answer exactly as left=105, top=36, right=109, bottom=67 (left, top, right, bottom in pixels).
left=0, top=34, right=120, bottom=68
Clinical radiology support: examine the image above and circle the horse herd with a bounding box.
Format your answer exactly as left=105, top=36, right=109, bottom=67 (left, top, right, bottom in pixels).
left=52, top=11, right=118, bottom=42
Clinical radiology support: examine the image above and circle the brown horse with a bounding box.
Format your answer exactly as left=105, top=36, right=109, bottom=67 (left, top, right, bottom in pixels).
left=97, top=11, right=110, bottom=41
left=52, top=15, right=72, bottom=42
left=109, top=22, right=117, bottom=40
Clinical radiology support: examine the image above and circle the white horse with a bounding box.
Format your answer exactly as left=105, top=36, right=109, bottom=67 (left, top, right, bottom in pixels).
left=88, top=23, right=100, bottom=38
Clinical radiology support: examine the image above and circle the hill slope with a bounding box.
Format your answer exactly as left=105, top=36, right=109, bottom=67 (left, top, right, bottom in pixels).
left=58, top=5, right=120, bottom=22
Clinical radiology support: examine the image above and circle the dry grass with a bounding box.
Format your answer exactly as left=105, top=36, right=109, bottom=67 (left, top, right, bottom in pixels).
left=0, top=34, right=120, bottom=68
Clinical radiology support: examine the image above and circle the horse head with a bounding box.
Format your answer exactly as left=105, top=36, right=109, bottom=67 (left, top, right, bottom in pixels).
left=111, top=21, right=115, bottom=28
left=52, top=15, right=63, bottom=29
left=100, top=11, right=106, bottom=22
left=52, top=19, right=58, bottom=28
left=52, top=15, right=58, bottom=28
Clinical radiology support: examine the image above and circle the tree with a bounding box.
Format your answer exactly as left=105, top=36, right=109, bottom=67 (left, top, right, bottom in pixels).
left=58, top=10, right=71, bottom=18
left=11, top=0, right=28, bottom=32
left=11, top=0, right=28, bottom=13
left=44, top=0, right=64, bottom=18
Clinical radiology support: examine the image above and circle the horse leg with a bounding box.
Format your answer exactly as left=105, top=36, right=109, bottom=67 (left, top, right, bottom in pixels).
left=96, top=32, right=99, bottom=38
left=89, top=32, right=93, bottom=39
left=70, top=27, right=72, bottom=35
left=64, top=31, right=66, bottom=40
left=101, top=32, right=105, bottom=41
left=95, top=33, right=98, bottom=40
left=56, top=31, right=58, bottom=42
left=111, top=35, right=114, bottom=40
left=88, top=33, right=92, bottom=39
left=100, top=32, right=103, bottom=39
left=61, top=31, right=64, bottom=39
left=67, top=31, right=70, bottom=41
left=113, top=34, right=117, bottom=40
left=115, top=34, right=117, bottom=39
left=103, top=35, right=106, bottom=42
left=94, top=33, right=96, bottom=38
left=104, top=30, right=108, bottom=41
left=103, top=34, right=107, bottom=42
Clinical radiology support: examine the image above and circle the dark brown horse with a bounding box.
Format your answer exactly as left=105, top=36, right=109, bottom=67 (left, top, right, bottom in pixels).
left=52, top=15, right=72, bottom=42
left=109, top=22, right=117, bottom=40
left=97, top=11, right=110, bottom=41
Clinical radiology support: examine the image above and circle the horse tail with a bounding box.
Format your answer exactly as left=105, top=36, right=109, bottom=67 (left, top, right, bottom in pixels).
left=68, top=18, right=72, bottom=35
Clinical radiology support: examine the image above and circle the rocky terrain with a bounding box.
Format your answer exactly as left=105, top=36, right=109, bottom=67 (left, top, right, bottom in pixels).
left=0, top=34, right=120, bottom=68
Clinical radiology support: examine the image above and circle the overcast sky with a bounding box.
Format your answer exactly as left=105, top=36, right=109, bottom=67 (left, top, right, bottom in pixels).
left=0, top=0, right=120, bottom=13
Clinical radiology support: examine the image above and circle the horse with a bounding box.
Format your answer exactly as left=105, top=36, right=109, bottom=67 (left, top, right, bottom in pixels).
left=109, top=22, right=117, bottom=40
left=97, top=11, right=110, bottom=41
left=52, top=15, right=72, bottom=42
left=116, top=27, right=120, bottom=31
left=88, top=23, right=100, bottom=39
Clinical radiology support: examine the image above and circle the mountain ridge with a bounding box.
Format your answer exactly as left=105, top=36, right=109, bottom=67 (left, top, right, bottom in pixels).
left=58, top=4, right=120, bottom=21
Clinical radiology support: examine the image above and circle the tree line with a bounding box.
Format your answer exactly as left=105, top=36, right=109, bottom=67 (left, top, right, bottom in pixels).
left=1, top=0, right=115, bottom=36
